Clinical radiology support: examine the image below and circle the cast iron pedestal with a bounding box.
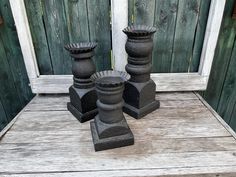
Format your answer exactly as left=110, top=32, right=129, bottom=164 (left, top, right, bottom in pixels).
left=64, top=42, right=98, bottom=123
left=90, top=71, right=134, bottom=151
left=123, top=25, right=160, bottom=119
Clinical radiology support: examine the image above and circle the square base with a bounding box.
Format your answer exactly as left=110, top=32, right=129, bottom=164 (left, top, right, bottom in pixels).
left=67, top=102, right=98, bottom=123
left=90, top=121, right=134, bottom=151
left=123, top=100, right=160, bottom=119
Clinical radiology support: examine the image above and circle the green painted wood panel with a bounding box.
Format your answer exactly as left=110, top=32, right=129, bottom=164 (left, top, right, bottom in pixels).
left=152, top=0, right=178, bottom=72
left=24, top=0, right=111, bottom=74
left=87, top=0, right=111, bottom=71
left=171, top=0, right=200, bottom=72
left=0, top=35, right=22, bottom=120
left=229, top=102, right=236, bottom=131
left=190, top=0, right=211, bottom=72
left=204, top=0, right=236, bottom=110
left=0, top=99, right=8, bottom=131
left=129, top=0, right=210, bottom=73
left=217, top=28, right=236, bottom=123
left=64, top=0, right=90, bottom=42
left=0, top=0, right=33, bottom=131
left=42, top=0, right=71, bottom=74
left=0, top=0, right=33, bottom=105
left=24, top=0, right=53, bottom=75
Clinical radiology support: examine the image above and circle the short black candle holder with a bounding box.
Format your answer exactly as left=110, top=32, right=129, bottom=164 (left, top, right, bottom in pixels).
left=90, top=70, right=134, bottom=151
left=122, top=25, right=160, bottom=119
left=64, top=42, right=98, bottom=123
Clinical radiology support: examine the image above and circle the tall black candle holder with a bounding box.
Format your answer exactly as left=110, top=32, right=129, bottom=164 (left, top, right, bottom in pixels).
left=64, top=42, right=98, bottom=123
left=122, top=25, right=160, bottom=119
left=90, top=70, right=134, bottom=151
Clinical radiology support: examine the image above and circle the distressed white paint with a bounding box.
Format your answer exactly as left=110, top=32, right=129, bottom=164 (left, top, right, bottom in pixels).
left=198, top=0, right=226, bottom=78
left=9, top=0, right=225, bottom=93
left=30, top=73, right=207, bottom=93
left=9, top=0, right=39, bottom=83
left=111, top=0, right=128, bottom=71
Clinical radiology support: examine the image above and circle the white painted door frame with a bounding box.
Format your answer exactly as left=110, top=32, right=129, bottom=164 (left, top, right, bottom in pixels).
left=10, top=0, right=225, bottom=93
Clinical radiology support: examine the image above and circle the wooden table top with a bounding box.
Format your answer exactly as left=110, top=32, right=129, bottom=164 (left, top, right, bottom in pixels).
left=0, top=92, right=236, bottom=177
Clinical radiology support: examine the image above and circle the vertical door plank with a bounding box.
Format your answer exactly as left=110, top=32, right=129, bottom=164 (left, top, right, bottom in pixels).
left=204, top=0, right=236, bottom=110
left=0, top=0, right=33, bottom=105
left=0, top=98, right=8, bottom=131
left=217, top=35, right=236, bottom=123
left=24, top=0, right=53, bottom=75
left=171, top=0, right=200, bottom=72
left=42, top=0, right=71, bottom=74
left=64, top=0, right=89, bottom=43
left=190, top=0, right=211, bottom=72
left=0, top=36, right=22, bottom=120
left=229, top=102, right=236, bottom=132
left=87, top=0, right=111, bottom=71
left=128, top=0, right=134, bottom=25
left=152, top=0, right=178, bottom=73
left=132, top=0, right=156, bottom=26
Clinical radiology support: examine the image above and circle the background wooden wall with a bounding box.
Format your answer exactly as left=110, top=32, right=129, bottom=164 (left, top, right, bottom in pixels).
left=129, top=0, right=211, bottom=73
left=0, top=0, right=33, bottom=131
left=203, top=0, right=236, bottom=132
left=24, top=0, right=112, bottom=75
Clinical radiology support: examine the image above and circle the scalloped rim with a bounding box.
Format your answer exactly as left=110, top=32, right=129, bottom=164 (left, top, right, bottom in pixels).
left=64, top=42, right=97, bottom=54
left=91, top=70, right=130, bottom=87
left=123, top=25, right=156, bottom=36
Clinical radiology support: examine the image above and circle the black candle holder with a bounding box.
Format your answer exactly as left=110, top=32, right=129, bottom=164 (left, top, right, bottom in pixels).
left=90, top=70, right=134, bottom=151
left=122, top=25, right=160, bottom=119
left=64, top=42, right=98, bottom=123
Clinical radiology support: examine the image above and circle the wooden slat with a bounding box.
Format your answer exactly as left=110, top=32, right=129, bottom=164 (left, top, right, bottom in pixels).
left=87, top=0, right=111, bottom=71
left=24, top=94, right=202, bottom=111
left=0, top=30, right=22, bottom=120
left=30, top=73, right=207, bottom=93
left=152, top=0, right=178, bottom=73
left=191, top=0, right=211, bottom=72
left=0, top=99, right=8, bottom=131
left=0, top=150, right=236, bottom=174
left=64, top=0, right=89, bottom=43
left=203, top=0, right=236, bottom=110
left=24, top=0, right=53, bottom=75
left=2, top=167, right=236, bottom=177
left=132, top=0, right=155, bottom=26
left=41, top=0, right=71, bottom=74
left=217, top=32, right=236, bottom=124
left=171, top=0, right=200, bottom=72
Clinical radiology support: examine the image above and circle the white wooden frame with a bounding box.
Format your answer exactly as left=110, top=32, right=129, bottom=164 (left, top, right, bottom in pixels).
left=10, top=0, right=225, bottom=93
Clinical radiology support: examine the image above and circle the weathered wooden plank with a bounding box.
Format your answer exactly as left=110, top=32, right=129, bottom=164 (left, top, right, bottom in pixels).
left=217, top=35, right=236, bottom=124
left=190, top=0, right=211, bottom=72
left=64, top=0, right=89, bottom=42
left=0, top=99, right=8, bottom=131
left=0, top=32, right=22, bottom=120
left=30, top=73, right=207, bottom=93
left=195, top=92, right=236, bottom=140
left=152, top=0, right=178, bottom=73
left=10, top=108, right=216, bottom=132
left=2, top=167, right=236, bottom=177
left=1, top=137, right=236, bottom=158
left=87, top=0, right=111, bottom=71
left=0, top=150, right=236, bottom=174
left=204, top=0, right=236, bottom=110
left=132, top=0, right=155, bottom=26
left=171, top=0, right=200, bottom=72
left=229, top=102, right=236, bottom=132
left=41, top=0, right=71, bottom=74
left=25, top=95, right=203, bottom=111
left=0, top=0, right=33, bottom=105
left=24, top=0, right=52, bottom=75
